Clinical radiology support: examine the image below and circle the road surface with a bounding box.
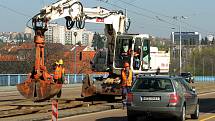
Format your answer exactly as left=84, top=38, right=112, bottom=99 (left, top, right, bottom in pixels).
left=59, top=92, right=215, bottom=121
left=0, top=83, right=215, bottom=121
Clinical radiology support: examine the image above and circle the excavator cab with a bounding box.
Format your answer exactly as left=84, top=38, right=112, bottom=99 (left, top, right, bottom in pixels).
left=113, top=34, right=151, bottom=75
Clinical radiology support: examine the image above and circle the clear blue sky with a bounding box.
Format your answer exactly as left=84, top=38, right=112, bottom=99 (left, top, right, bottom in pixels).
left=0, top=0, right=214, bottom=37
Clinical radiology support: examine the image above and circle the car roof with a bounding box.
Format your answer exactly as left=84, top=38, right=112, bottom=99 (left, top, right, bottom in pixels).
left=137, top=74, right=183, bottom=80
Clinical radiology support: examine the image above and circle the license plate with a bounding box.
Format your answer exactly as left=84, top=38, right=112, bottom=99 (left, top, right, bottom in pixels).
left=141, top=96, right=161, bottom=101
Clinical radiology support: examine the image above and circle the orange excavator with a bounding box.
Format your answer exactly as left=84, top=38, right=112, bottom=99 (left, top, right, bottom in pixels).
left=17, top=0, right=85, bottom=101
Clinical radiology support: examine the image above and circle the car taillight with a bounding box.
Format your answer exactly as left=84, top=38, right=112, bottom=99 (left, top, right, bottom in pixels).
left=169, top=93, right=179, bottom=106
left=127, top=93, right=133, bottom=103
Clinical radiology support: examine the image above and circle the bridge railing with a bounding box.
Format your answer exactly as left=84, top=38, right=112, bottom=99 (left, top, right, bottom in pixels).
left=0, top=74, right=214, bottom=86
left=0, top=74, right=109, bottom=86
left=194, top=76, right=215, bottom=82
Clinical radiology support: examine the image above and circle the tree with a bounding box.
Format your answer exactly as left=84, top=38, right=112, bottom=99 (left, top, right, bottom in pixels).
left=77, top=41, right=82, bottom=46
left=152, top=37, right=170, bottom=51
left=204, top=37, right=208, bottom=45
left=201, top=38, right=204, bottom=45
left=92, top=32, right=98, bottom=50
left=212, top=37, right=215, bottom=44
left=0, top=38, right=3, bottom=44
left=91, top=32, right=105, bottom=50
left=184, top=46, right=215, bottom=76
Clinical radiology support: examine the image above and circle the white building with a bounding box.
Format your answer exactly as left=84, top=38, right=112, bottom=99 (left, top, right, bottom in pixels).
left=65, top=28, right=94, bottom=46
left=45, top=23, right=93, bottom=46
left=24, top=27, right=33, bottom=34
left=65, top=29, right=72, bottom=45
left=82, top=30, right=94, bottom=46
left=171, top=32, right=201, bottom=45
left=207, top=34, right=214, bottom=42
left=53, top=25, right=65, bottom=45
left=45, top=23, right=65, bottom=45
left=45, top=23, right=57, bottom=43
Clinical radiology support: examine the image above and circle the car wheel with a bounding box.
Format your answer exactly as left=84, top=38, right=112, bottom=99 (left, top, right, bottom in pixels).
left=191, top=103, right=199, bottom=119
left=127, top=110, right=137, bottom=121
left=177, top=105, right=186, bottom=121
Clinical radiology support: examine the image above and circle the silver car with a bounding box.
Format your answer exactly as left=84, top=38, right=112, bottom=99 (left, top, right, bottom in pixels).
left=127, top=75, right=199, bottom=121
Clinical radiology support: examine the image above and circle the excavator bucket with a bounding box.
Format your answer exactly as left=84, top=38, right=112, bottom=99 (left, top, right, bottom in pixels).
left=17, top=79, right=62, bottom=102
left=17, top=22, right=63, bottom=102
left=81, top=74, right=96, bottom=97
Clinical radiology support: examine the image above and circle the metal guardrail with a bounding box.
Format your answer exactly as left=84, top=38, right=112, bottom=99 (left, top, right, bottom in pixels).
left=194, top=76, right=215, bottom=82
left=0, top=74, right=214, bottom=86
left=0, top=74, right=109, bottom=86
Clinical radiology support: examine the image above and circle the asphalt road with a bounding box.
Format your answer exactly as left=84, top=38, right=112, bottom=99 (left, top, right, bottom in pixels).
left=0, top=84, right=82, bottom=107
left=0, top=83, right=215, bottom=121
left=59, top=92, right=215, bottom=121
left=0, top=84, right=82, bottom=99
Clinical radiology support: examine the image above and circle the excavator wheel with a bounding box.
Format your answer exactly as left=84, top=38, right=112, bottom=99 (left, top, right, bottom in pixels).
left=17, top=79, right=62, bottom=102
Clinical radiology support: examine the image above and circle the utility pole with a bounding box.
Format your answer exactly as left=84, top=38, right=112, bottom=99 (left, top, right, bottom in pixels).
left=173, top=16, right=187, bottom=74
left=203, top=58, right=205, bottom=81
left=179, top=19, right=182, bottom=74
left=193, top=56, right=196, bottom=76
left=212, top=59, right=214, bottom=77
left=74, top=32, right=77, bottom=83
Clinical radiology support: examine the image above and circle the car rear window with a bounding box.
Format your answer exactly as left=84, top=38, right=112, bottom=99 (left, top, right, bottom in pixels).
left=132, top=78, right=174, bottom=92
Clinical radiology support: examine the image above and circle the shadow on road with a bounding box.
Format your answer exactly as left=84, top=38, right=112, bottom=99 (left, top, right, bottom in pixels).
left=96, top=116, right=127, bottom=121
left=96, top=116, right=176, bottom=121
left=0, top=98, right=23, bottom=102
left=199, top=98, right=215, bottom=113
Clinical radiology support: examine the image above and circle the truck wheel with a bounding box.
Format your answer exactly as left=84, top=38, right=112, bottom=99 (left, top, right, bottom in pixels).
left=191, top=103, right=199, bottom=119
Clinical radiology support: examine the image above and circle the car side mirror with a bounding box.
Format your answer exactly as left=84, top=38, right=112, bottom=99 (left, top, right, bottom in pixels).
left=191, top=86, right=196, bottom=92
left=192, top=88, right=196, bottom=92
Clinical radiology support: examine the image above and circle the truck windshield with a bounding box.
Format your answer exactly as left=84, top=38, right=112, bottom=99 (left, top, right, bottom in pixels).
left=114, top=38, right=132, bottom=68
left=132, top=78, right=173, bottom=92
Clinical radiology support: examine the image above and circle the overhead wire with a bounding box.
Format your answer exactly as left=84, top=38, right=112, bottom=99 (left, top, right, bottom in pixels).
left=0, top=3, right=35, bottom=30
left=96, top=0, right=178, bottom=28
left=0, top=3, right=31, bottom=18
left=96, top=0, right=213, bottom=37
left=41, top=0, right=45, bottom=7
left=117, top=0, right=171, bottom=19
left=116, top=0, right=210, bottom=35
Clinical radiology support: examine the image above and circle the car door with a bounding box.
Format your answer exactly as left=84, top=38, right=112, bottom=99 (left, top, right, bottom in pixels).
left=179, top=78, right=198, bottom=113
left=176, top=78, right=193, bottom=114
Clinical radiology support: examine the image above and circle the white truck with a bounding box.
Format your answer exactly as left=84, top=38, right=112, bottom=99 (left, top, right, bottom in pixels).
left=150, top=47, right=170, bottom=74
